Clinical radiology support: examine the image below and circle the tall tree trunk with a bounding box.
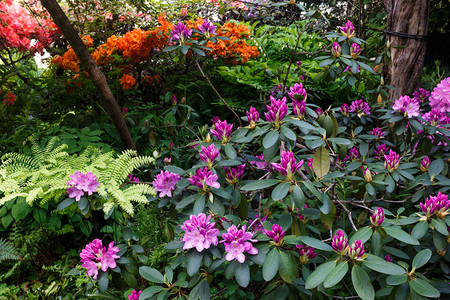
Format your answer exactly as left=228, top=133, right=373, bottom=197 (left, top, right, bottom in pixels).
left=384, top=0, right=429, bottom=100
left=40, top=0, right=136, bottom=150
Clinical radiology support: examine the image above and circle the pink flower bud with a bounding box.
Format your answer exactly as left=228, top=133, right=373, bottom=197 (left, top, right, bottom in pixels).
left=347, top=240, right=365, bottom=260
left=420, top=156, right=430, bottom=172
left=350, top=43, right=361, bottom=59
left=246, top=107, right=259, bottom=129
left=370, top=207, right=385, bottom=226
left=331, top=42, right=341, bottom=58
left=339, top=20, right=355, bottom=38
left=384, top=149, right=400, bottom=173
left=332, top=230, right=348, bottom=254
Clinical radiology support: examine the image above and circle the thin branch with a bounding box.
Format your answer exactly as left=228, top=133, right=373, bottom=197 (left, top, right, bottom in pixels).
left=334, top=197, right=358, bottom=232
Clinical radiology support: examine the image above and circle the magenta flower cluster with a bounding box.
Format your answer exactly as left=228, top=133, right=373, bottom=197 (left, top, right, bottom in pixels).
left=250, top=154, right=267, bottom=170
left=422, top=109, right=450, bottom=126
left=384, top=149, right=400, bottom=173
left=293, top=99, right=306, bottom=118
left=80, top=239, right=120, bottom=279
left=198, top=20, right=217, bottom=36
left=392, top=95, right=420, bottom=118
left=210, top=118, right=233, bottom=143
left=339, top=20, right=355, bottom=38
left=413, top=88, right=430, bottom=102
left=222, top=225, right=258, bottom=263
left=265, top=96, right=288, bottom=127
left=350, top=43, right=361, bottom=59
left=170, top=22, right=192, bottom=42
left=347, top=240, right=365, bottom=260
left=331, top=42, right=341, bottom=57
left=429, top=77, right=450, bottom=113
left=370, top=207, right=385, bottom=226
left=420, top=156, right=430, bottom=172
left=420, top=192, right=449, bottom=218
left=265, top=224, right=285, bottom=245
left=385, top=254, right=393, bottom=262
left=349, top=99, right=371, bottom=116
left=370, top=127, right=385, bottom=139
left=288, top=83, right=307, bottom=101
left=152, top=170, right=182, bottom=198
left=199, top=144, right=219, bottom=168
left=297, top=245, right=317, bottom=264
left=224, top=164, right=245, bottom=184
left=271, top=150, right=304, bottom=180
left=181, top=213, right=220, bottom=252
left=344, top=147, right=359, bottom=161
left=128, top=289, right=142, bottom=300
left=375, top=144, right=389, bottom=159
left=67, top=171, right=99, bottom=201
left=188, top=166, right=220, bottom=190
left=340, top=103, right=350, bottom=116
left=332, top=230, right=348, bottom=254
left=246, top=106, right=259, bottom=128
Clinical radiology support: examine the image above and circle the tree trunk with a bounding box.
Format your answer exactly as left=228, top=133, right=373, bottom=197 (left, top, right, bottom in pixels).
left=40, top=0, right=136, bottom=150
left=384, top=0, right=429, bottom=100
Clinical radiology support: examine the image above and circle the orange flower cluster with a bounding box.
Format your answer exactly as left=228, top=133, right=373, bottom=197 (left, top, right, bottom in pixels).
left=143, top=74, right=163, bottom=86
left=52, top=36, right=94, bottom=73
left=120, top=74, right=136, bottom=90
left=206, top=21, right=259, bottom=65
left=3, top=92, right=16, bottom=106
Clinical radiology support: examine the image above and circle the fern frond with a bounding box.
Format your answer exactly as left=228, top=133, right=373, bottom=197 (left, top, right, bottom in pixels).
left=0, top=238, right=19, bottom=261
left=0, top=193, right=27, bottom=206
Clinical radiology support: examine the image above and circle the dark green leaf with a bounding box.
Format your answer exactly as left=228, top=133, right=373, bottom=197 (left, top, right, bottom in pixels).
left=140, top=286, right=166, bottom=299
left=263, top=248, right=280, bottom=281
left=56, top=198, right=75, bottom=211
left=272, top=182, right=290, bottom=201
left=363, top=254, right=405, bottom=275
left=305, top=260, right=336, bottom=289
left=139, top=266, right=165, bottom=284
left=431, top=218, right=448, bottom=235
left=384, top=226, right=420, bottom=245
left=323, top=261, right=349, bottom=288
left=189, top=279, right=210, bottom=300
left=351, top=265, right=375, bottom=300
left=411, top=221, right=429, bottom=239
left=187, top=251, right=204, bottom=276
left=224, top=143, right=237, bottom=160
left=386, top=274, right=407, bottom=286
left=241, top=179, right=280, bottom=191
left=263, top=130, right=280, bottom=148
left=298, top=236, right=333, bottom=251
left=278, top=251, right=298, bottom=283
left=235, top=261, right=250, bottom=287
left=412, top=249, right=432, bottom=269
left=349, top=226, right=373, bottom=244
left=291, top=185, right=305, bottom=209
left=409, top=278, right=440, bottom=298
left=97, top=270, right=109, bottom=293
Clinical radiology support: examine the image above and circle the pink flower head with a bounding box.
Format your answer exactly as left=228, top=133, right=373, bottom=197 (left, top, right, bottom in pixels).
left=265, top=224, right=285, bottom=245
left=349, top=99, right=371, bottom=116
left=385, top=254, right=392, bottom=262
left=199, top=144, right=220, bottom=168
left=181, top=213, right=220, bottom=252
left=344, top=65, right=361, bottom=73
left=392, top=95, right=420, bottom=118
left=296, top=204, right=308, bottom=222
left=164, top=157, right=172, bottom=164
left=251, top=214, right=268, bottom=232
left=288, top=83, right=307, bottom=101
left=250, top=154, right=267, bottom=170
left=80, top=239, right=120, bottom=279
left=181, top=8, right=188, bottom=16
left=375, top=144, right=389, bottom=160
left=246, top=107, right=260, bottom=129
left=332, top=230, right=348, bottom=254
left=339, top=20, right=355, bottom=38
left=345, top=147, right=359, bottom=161
left=420, top=192, right=449, bottom=218
left=170, top=22, right=192, bottom=42
left=331, top=42, right=341, bottom=58
left=210, top=119, right=233, bottom=143
left=152, top=170, right=182, bottom=198
left=292, top=100, right=306, bottom=119
left=422, top=109, right=450, bottom=126
left=171, top=95, right=177, bottom=106
left=264, top=96, right=288, bottom=128
left=316, top=107, right=324, bottom=115
left=121, top=107, right=128, bottom=114
left=384, top=149, right=400, bottom=173
left=188, top=167, right=220, bottom=190
left=420, top=156, right=430, bottom=172
left=128, top=289, right=142, bottom=300
left=296, top=245, right=317, bottom=264
left=67, top=171, right=99, bottom=201
left=198, top=20, right=217, bottom=37
left=370, top=207, right=385, bottom=226
left=413, top=88, right=430, bottom=102
left=347, top=240, right=365, bottom=260
left=271, top=150, right=304, bottom=181
left=350, top=43, right=361, bottom=59
left=222, top=225, right=258, bottom=263
left=340, top=103, right=350, bottom=116
left=370, top=127, right=385, bottom=139
left=128, top=174, right=140, bottom=183
left=429, top=77, right=450, bottom=113
left=296, top=61, right=302, bottom=68
left=224, top=164, right=245, bottom=185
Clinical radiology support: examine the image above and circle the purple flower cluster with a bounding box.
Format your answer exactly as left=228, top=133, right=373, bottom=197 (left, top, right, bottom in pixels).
left=265, top=96, right=288, bottom=128
left=375, top=144, right=389, bottom=159
left=265, top=224, right=285, bottom=245
left=347, top=240, right=365, bottom=260
left=331, top=42, right=341, bottom=57
left=170, top=22, right=192, bottom=42
left=199, top=144, right=219, bottom=168
left=246, top=107, right=259, bottom=128
left=288, top=83, right=307, bottom=101
left=128, top=174, right=140, bottom=182
left=370, top=207, right=385, bottom=226
left=188, top=167, right=220, bottom=190
left=210, top=119, right=233, bottom=143
left=224, top=164, right=245, bottom=185
left=292, top=99, right=306, bottom=119
left=343, top=65, right=360, bottom=74
left=344, top=147, right=359, bottom=161
left=385, top=254, right=393, bottom=262
left=198, top=20, right=217, bottom=36
left=422, top=109, right=450, bottom=126
left=370, top=127, right=385, bottom=139
left=80, top=239, right=120, bottom=279
left=384, top=149, right=400, bottom=173
left=340, top=103, right=350, bottom=116
left=349, top=99, right=371, bottom=116
left=271, top=150, right=304, bottom=181
left=392, top=95, right=420, bottom=118
left=128, top=290, right=142, bottom=300
left=67, top=171, right=99, bottom=201
left=419, top=156, right=430, bottom=172
left=339, top=20, right=355, bottom=38
left=152, top=170, right=182, bottom=198
left=251, top=214, right=267, bottom=232
left=181, top=213, right=220, bottom=252
left=429, top=77, right=450, bottom=113
left=350, top=43, right=361, bottom=59
left=332, top=230, right=348, bottom=254
left=250, top=154, right=267, bottom=170
left=297, top=245, right=317, bottom=264
left=413, top=88, right=430, bottom=102
left=420, top=192, right=449, bottom=219
left=222, top=225, right=258, bottom=263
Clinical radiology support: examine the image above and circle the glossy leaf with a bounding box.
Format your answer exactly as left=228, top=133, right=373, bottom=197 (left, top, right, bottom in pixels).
left=263, top=248, right=280, bottom=281
left=351, top=265, right=375, bottom=300
left=305, top=260, right=336, bottom=289
left=363, top=254, right=405, bottom=275
left=412, top=249, right=432, bottom=269
left=323, top=261, right=349, bottom=288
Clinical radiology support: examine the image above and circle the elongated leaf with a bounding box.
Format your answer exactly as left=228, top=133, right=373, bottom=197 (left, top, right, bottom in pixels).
left=187, top=251, right=204, bottom=276
left=139, top=266, right=165, bottom=284
left=412, top=249, right=432, bottom=269
left=351, top=265, right=375, bottom=300
left=281, top=126, right=296, bottom=141
left=235, top=261, right=250, bottom=287
left=431, top=218, right=448, bottom=236
left=323, top=261, right=349, bottom=288
left=363, top=254, right=405, bottom=275
left=278, top=251, right=298, bottom=283
left=189, top=279, right=210, bottom=300
left=263, top=248, right=280, bottom=281
left=291, top=185, right=305, bottom=209
left=57, top=198, right=75, bottom=211
left=140, top=286, right=166, bottom=299
left=272, top=182, right=290, bottom=201
left=97, top=270, right=109, bottom=293
left=313, top=146, right=330, bottom=178
left=241, top=179, right=279, bottom=191
left=224, top=143, right=237, bottom=160
left=263, top=130, right=280, bottom=148
left=411, top=221, right=429, bottom=239
left=302, top=181, right=322, bottom=199
left=305, top=260, right=336, bottom=289
left=298, top=236, right=333, bottom=251
left=384, top=226, right=420, bottom=245
left=409, top=278, right=440, bottom=298
left=386, top=274, right=407, bottom=286
left=349, top=226, right=373, bottom=245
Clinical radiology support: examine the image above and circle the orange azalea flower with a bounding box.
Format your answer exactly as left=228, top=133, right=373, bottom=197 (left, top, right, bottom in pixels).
left=120, top=74, right=136, bottom=90
left=3, top=92, right=16, bottom=106
left=82, top=35, right=94, bottom=47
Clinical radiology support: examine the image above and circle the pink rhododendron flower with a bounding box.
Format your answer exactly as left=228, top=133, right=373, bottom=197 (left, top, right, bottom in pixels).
left=420, top=192, right=449, bottom=219
left=222, top=225, right=258, bottom=263
left=420, top=156, right=430, bottom=172
left=340, top=103, right=350, bottom=116
left=210, top=119, right=233, bottom=143
left=339, top=20, right=355, bottom=38
left=66, top=171, right=99, bottom=201
left=375, top=144, right=389, bottom=159
left=370, top=207, right=385, bottom=226
left=292, top=100, right=306, bottom=118
left=429, top=77, right=450, bottom=113
left=224, top=164, right=246, bottom=185
left=170, top=22, right=192, bottom=42
left=349, top=99, right=371, bottom=116
left=347, top=240, right=365, bottom=260
left=332, top=230, right=348, bottom=254
left=128, top=289, right=142, bottom=300
left=188, top=167, right=220, bottom=190
left=265, top=96, right=288, bottom=128
left=250, top=154, right=267, bottom=170
left=152, top=171, right=182, bottom=197
left=288, top=83, right=307, bottom=101
left=331, top=42, right=341, bottom=57
left=246, top=107, right=259, bottom=128
left=199, top=144, right=220, bottom=168
left=384, top=149, right=400, bottom=173
left=251, top=214, right=267, bottom=232
left=265, top=224, right=285, bottom=245
left=392, top=95, right=420, bottom=118
left=370, top=127, right=385, bottom=139
left=198, top=20, right=217, bottom=36
left=344, top=147, right=359, bottom=161
left=350, top=43, right=361, bottom=59
left=80, top=239, right=120, bottom=279
left=413, top=88, right=430, bottom=102
left=181, top=213, right=220, bottom=252
left=271, top=150, right=304, bottom=181
left=422, top=109, right=450, bottom=126
left=297, top=245, right=317, bottom=264
left=385, top=254, right=392, bottom=262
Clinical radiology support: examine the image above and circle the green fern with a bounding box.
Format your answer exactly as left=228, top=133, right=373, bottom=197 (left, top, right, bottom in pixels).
left=0, top=238, right=19, bottom=261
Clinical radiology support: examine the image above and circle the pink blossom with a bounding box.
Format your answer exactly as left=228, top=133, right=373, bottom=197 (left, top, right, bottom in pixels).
left=265, top=224, right=285, bottom=244
left=170, top=22, right=192, bottom=42
left=80, top=239, right=120, bottom=279
left=392, top=95, right=420, bottom=118
left=370, top=127, right=385, bottom=139
left=292, top=100, right=306, bottom=118
left=420, top=192, right=449, bottom=218
left=128, top=290, right=142, bottom=300
left=340, top=103, right=350, bottom=116
left=332, top=230, right=348, bottom=254
left=224, top=164, right=246, bottom=184
left=264, top=96, right=288, bottom=127
left=344, top=147, right=359, bottom=161
left=246, top=107, right=259, bottom=128
left=288, top=83, right=307, bottom=101
left=347, top=240, right=365, bottom=260
left=370, top=207, right=385, bottom=226
left=429, top=77, right=450, bottom=113
left=349, top=99, right=371, bottom=116
left=297, top=245, right=317, bottom=264
left=66, top=171, right=99, bottom=201
left=222, top=225, right=258, bottom=263
left=188, top=167, right=220, bottom=190
left=250, top=154, right=267, bottom=170
left=420, top=156, right=430, bottom=172
left=271, top=150, right=304, bottom=181
left=331, top=42, right=341, bottom=57
left=199, top=144, right=220, bottom=168
left=384, top=149, right=400, bottom=173
left=210, top=119, right=233, bottom=143
left=375, top=144, right=389, bottom=159
left=152, top=171, right=182, bottom=198
left=251, top=214, right=267, bottom=232
left=385, top=254, right=392, bottom=262
left=181, top=213, right=220, bottom=252
left=339, top=20, right=355, bottom=38
left=422, top=109, right=450, bottom=126
left=413, top=88, right=430, bottom=102
left=350, top=43, right=361, bottom=59
left=198, top=20, right=216, bottom=36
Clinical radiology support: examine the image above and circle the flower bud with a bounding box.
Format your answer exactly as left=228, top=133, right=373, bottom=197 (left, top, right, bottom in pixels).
left=332, top=230, right=348, bottom=255
left=370, top=207, right=385, bottom=226
left=331, top=42, right=341, bottom=58
left=347, top=240, right=365, bottom=260
left=364, top=168, right=373, bottom=183
left=420, top=156, right=430, bottom=172
left=205, top=133, right=211, bottom=143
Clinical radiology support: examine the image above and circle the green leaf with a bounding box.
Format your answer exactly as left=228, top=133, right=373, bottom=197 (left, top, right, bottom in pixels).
left=175, top=194, right=197, bottom=209
left=140, top=286, right=166, bottom=299
left=305, top=260, right=336, bottom=289
left=263, top=248, right=280, bottom=281
left=289, top=120, right=317, bottom=131
left=235, top=261, right=250, bottom=287
left=319, top=58, right=334, bottom=67
left=312, top=146, right=330, bottom=178
left=263, top=130, right=280, bottom=148
left=77, top=197, right=89, bottom=211
left=164, top=165, right=185, bottom=175
left=301, top=181, right=322, bottom=199
left=272, top=182, right=290, bottom=201
left=386, top=274, right=407, bottom=286
left=189, top=279, right=210, bottom=300
left=298, top=236, right=333, bottom=251
left=57, top=198, right=75, bottom=211
left=349, top=226, right=373, bottom=244
left=356, top=61, right=376, bottom=74
left=224, top=143, right=237, bottom=160
left=278, top=251, right=298, bottom=283
left=139, top=266, right=165, bottom=284
left=351, top=265, right=375, bottom=300
left=291, top=185, right=305, bottom=209
left=409, top=278, right=440, bottom=298
left=411, top=221, right=429, bottom=239
left=180, top=44, right=189, bottom=55
left=365, top=183, right=375, bottom=196
left=431, top=218, right=448, bottom=235
left=187, top=251, right=204, bottom=276
left=363, top=254, right=405, bottom=275
left=384, top=226, right=420, bottom=245
left=323, top=261, right=349, bottom=288
left=281, top=126, right=296, bottom=141
left=32, top=208, right=47, bottom=225
left=97, top=270, right=109, bottom=293
left=428, top=159, right=444, bottom=177
left=412, top=249, right=432, bottom=269
left=328, top=137, right=352, bottom=145
left=241, top=179, right=280, bottom=191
